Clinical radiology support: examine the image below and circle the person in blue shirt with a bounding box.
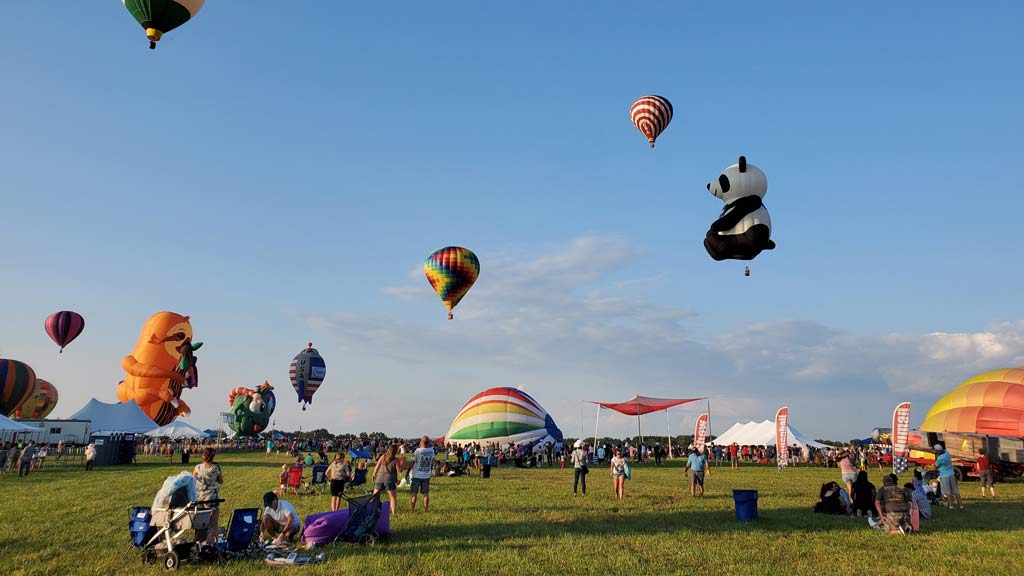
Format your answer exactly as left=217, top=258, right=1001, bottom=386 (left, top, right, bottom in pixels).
left=934, top=444, right=963, bottom=509
left=685, top=448, right=709, bottom=496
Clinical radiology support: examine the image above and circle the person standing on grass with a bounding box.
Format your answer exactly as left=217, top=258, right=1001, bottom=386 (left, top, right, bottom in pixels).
left=685, top=448, right=708, bottom=497
left=610, top=449, right=626, bottom=499
left=326, top=453, right=347, bottom=512
left=193, top=447, right=223, bottom=545
left=372, top=444, right=403, bottom=517
left=84, top=443, right=96, bottom=471
left=410, top=436, right=435, bottom=513
left=571, top=441, right=589, bottom=496
left=976, top=448, right=995, bottom=498
left=729, top=443, right=739, bottom=469
left=838, top=449, right=857, bottom=498
left=934, top=444, right=963, bottom=509
left=18, top=441, right=36, bottom=477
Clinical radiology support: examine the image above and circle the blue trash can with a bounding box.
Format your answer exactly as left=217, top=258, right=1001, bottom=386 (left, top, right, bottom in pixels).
left=733, top=489, right=758, bottom=522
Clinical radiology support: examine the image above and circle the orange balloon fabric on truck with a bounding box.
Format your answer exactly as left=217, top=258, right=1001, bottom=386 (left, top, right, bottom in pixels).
left=115, top=312, right=200, bottom=425
left=921, top=367, right=1024, bottom=437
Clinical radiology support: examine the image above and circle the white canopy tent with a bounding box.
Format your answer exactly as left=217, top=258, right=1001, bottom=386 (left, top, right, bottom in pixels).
left=144, top=419, right=206, bottom=439
left=68, top=398, right=158, bottom=434
left=712, top=420, right=828, bottom=449
left=0, top=413, right=36, bottom=432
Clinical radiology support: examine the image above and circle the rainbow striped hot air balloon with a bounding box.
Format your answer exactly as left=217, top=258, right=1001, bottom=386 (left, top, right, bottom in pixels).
left=922, top=368, right=1024, bottom=437
left=15, top=379, right=58, bottom=419
left=122, top=0, right=205, bottom=49
left=630, top=95, right=673, bottom=148
left=1, top=360, right=37, bottom=417
left=425, top=247, right=480, bottom=320
left=444, top=387, right=563, bottom=449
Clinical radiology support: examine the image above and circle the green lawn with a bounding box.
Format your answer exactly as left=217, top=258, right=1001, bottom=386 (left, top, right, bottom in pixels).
left=2, top=452, right=1023, bottom=575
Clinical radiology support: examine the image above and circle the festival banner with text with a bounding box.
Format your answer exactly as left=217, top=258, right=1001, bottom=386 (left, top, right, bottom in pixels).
left=694, top=413, right=709, bottom=453
left=775, top=406, right=789, bottom=470
left=892, top=402, right=911, bottom=475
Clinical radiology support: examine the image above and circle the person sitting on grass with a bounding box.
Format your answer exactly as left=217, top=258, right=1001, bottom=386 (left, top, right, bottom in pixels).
left=906, top=481, right=931, bottom=522
left=873, top=474, right=910, bottom=535
left=261, top=492, right=300, bottom=545
left=813, top=481, right=847, bottom=515
left=851, top=470, right=877, bottom=518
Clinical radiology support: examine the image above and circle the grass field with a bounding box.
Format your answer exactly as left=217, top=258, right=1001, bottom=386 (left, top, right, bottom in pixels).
left=2, top=452, right=1023, bottom=576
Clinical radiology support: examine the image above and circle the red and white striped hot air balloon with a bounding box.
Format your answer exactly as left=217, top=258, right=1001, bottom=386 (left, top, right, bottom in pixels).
left=630, top=95, right=673, bottom=148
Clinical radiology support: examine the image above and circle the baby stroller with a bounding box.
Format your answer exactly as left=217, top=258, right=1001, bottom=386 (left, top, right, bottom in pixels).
left=133, top=472, right=222, bottom=570
left=335, top=492, right=383, bottom=546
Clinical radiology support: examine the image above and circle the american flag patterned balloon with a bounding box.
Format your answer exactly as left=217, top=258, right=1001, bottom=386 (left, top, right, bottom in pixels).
left=630, top=95, right=673, bottom=148
left=424, top=246, right=480, bottom=320
left=290, top=343, right=326, bottom=410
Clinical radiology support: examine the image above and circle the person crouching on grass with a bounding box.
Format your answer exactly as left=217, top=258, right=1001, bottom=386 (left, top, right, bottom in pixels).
left=262, top=492, right=300, bottom=545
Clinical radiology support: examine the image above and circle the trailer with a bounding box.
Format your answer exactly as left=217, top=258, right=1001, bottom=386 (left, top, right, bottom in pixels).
left=872, top=427, right=1024, bottom=480
left=15, top=419, right=92, bottom=445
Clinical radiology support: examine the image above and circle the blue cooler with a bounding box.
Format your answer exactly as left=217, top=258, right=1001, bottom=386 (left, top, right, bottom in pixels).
left=732, top=490, right=758, bottom=522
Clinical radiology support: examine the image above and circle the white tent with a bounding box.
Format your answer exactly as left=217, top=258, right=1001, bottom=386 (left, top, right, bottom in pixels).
left=0, top=413, right=36, bottom=432
left=68, top=398, right=158, bottom=434
left=712, top=420, right=827, bottom=449
left=144, top=419, right=206, bottom=439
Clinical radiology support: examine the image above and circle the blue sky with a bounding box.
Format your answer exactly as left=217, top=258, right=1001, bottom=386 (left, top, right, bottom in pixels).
left=2, top=2, right=1023, bottom=440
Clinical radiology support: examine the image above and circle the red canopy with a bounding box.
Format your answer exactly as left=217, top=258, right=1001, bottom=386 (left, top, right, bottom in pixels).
left=589, top=395, right=702, bottom=416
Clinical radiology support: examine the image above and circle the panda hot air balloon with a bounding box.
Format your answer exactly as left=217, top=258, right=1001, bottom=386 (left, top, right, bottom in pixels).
left=45, top=311, right=85, bottom=353
left=122, top=0, right=205, bottom=49
left=290, top=343, right=326, bottom=411
left=424, top=246, right=480, bottom=320
left=704, top=155, right=776, bottom=272
left=630, top=95, right=673, bottom=148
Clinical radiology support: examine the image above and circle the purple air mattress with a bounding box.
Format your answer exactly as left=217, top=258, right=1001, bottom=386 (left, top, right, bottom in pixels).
left=301, top=505, right=391, bottom=545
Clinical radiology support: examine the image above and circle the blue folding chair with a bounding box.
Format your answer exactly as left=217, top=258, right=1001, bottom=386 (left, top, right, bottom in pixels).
left=306, top=464, right=328, bottom=495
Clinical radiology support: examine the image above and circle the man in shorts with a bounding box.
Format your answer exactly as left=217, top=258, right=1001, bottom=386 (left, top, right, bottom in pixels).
left=410, top=436, right=435, bottom=512
left=934, top=444, right=963, bottom=509
left=976, top=448, right=995, bottom=498
left=685, top=448, right=708, bottom=497
left=261, top=492, right=300, bottom=544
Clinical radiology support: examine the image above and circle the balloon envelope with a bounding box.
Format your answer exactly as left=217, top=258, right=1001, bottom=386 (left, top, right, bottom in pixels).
left=922, top=367, right=1024, bottom=436
left=444, top=387, right=563, bottom=448
left=0, top=360, right=37, bottom=417
left=45, top=310, right=85, bottom=352
left=290, top=344, right=326, bottom=406
left=424, top=247, right=480, bottom=319
left=630, top=95, right=673, bottom=148
left=16, top=379, right=58, bottom=419
left=122, top=0, right=205, bottom=48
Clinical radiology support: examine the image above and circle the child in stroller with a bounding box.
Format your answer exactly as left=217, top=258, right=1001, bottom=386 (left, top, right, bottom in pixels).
left=133, top=472, right=223, bottom=571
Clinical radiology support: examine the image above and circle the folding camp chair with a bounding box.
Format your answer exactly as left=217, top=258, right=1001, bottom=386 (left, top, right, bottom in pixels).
left=219, top=508, right=260, bottom=556
left=286, top=465, right=303, bottom=496
left=346, top=467, right=368, bottom=493
left=305, top=465, right=328, bottom=495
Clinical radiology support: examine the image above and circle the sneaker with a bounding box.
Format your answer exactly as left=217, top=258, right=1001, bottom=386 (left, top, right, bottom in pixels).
left=898, top=525, right=906, bottom=535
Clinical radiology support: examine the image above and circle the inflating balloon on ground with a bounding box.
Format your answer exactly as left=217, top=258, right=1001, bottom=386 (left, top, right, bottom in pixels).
left=15, top=378, right=58, bottom=419
left=0, top=359, right=37, bottom=417
left=444, top=387, right=563, bottom=450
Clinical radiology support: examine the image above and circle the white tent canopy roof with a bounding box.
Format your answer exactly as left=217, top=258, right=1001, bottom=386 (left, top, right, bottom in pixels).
left=144, top=419, right=206, bottom=438
left=0, top=413, right=36, bottom=432
left=68, top=398, right=158, bottom=434
left=712, top=420, right=827, bottom=449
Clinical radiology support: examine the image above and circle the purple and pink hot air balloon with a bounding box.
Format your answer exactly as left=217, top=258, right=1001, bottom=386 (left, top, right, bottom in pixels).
left=45, top=311, right=85, bottom=353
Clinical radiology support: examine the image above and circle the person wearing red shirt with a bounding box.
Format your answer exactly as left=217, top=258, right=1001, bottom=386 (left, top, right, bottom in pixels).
left=976, top=448, right=995, bottom=498
left=729, top=444, right=739, bottom=469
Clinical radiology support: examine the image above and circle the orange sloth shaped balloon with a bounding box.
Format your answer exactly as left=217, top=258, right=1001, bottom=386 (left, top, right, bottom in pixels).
left=116, top=312, right=202, bottom=425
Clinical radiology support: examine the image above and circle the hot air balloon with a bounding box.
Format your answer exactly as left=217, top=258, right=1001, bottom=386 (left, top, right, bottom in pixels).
left=15, top=379, right=58, bottom=419
left=630, top=95, right=673, bottom=148
left=122, top=0, right=205, bottom=49
left=1, top=360, right=37, bottom=417
left=424, top=246, right=480, bottom=320
left=45, top=310, right=85, bottom=353
left=115, top=311, right=201, bottom=425
left=444, top=387, right=563, bottom=449
left=229, top=381, right=275, bottom=436
left=290, top=343, right=326, bottom=411
left=921, top=368, right=1024, bottom=437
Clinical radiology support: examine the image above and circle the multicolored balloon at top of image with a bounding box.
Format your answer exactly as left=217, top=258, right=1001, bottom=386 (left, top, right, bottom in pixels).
left=15, top=379, right=58, bottom=419
left=45, top=310, right=85, bottom=353
left=0, top=360, right=36, bottom=417
left=630, top=95, right=673, bottom=148
left=424, top=246, right=480, bottom=319
left=444, top=387, right=563, bottom=448
left=122, top=0, right=205, bottom=49
left=290, top=343, right=326, bottom=410
left=921, top=367, right=1024, bottom=436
